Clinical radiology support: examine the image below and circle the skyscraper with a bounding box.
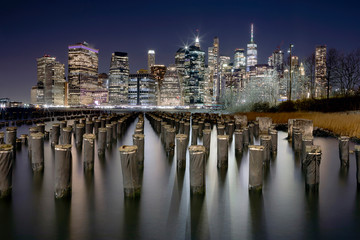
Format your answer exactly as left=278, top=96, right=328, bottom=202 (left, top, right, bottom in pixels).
left=68, top=42, right=99, bottom=105
left=247, top=24, right=258, bottom=71
left=315, top=45, right=327, bottom=98
left=183, top=45, right=205, bottom=104
left=108, top=52, right=129, bottom=105
left=34, top=55, right=65, bottom=105
left=159, top=65, right=181, bottom=106
left=208, top=37, right=219, bottom=101
left=148, top=50, right=155, bottom=72
left=269, top=49, right=284, bottom=75
left=233, top=48, right=246, bottom=70
left=128, top=73, right=157, bottom=105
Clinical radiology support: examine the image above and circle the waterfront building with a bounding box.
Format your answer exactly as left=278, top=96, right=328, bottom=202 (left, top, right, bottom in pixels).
left=159, top=65, right=181, bottom=106
left=151, top=65, right=167, bottom=104
left=148, top=50, right=155, bottom=72
left=33, top=55, right=65, bottom=105
left=128, top=73, right=157, bottom=105
left=315, top=45, right=327, bottom=98
left=246, top=24, right=258, bottom=71
left=108, top=52, right=129, bottom=105
left=67, top=42, right=99, bottom=106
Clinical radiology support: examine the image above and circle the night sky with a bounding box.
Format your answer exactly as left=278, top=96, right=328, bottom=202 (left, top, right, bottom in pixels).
left=1, top=0, right=360, bottom=103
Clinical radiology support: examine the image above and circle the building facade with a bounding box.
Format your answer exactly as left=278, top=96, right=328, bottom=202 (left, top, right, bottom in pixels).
left=128, top=73, right=157, bottom=105
left=315, top=45, right=327, bottom=98
left=68, top=42, right=99, bottom=106
left=33, top=55, right=65, bottom=105
left=148, top=50, right=155, bottom=72
left=108, top=52, right=129, bottom=105
left=159, top=65, right=181, bottom=106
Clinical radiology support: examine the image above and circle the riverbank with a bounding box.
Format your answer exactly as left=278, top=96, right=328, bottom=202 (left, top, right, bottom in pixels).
left=239, top=111, right=360, bottom=139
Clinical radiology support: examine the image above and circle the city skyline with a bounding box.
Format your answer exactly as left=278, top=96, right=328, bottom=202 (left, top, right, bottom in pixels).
left=2, top=0, right=360, bottom=102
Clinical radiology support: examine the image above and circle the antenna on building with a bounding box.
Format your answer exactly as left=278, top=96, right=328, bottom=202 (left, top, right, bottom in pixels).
left=251, top=23, right=254, bottom=43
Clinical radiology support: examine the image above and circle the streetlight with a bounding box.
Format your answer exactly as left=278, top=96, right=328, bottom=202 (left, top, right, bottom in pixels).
left=288, top=44, right=294, bottom=101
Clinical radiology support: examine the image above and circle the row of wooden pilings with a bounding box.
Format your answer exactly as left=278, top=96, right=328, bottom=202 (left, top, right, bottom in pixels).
left=0, top=112, right=138, bottom=198
left=1, top=112, right=360, bottom=199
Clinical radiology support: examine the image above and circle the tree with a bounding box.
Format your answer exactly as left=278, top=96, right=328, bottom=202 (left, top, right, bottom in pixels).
left=334, top=50, right=360, bottom=95
left=303, top=53, right=316, bottom=98
left=326, top=48, right=339, bottom=99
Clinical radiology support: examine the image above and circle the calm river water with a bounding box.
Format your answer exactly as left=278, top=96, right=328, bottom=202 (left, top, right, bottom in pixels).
left=0, top=116, right=360, bottom=240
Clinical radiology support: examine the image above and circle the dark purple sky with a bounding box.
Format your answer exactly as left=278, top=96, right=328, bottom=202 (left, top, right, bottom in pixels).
left=1, top=0, right=360, bottom=103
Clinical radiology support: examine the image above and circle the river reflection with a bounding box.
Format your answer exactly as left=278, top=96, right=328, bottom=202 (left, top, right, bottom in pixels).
left=0, top=116, right=360, bottom=239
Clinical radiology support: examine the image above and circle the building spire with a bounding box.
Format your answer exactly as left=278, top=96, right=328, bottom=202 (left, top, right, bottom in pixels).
left=251, top=23, right=254, bottom=43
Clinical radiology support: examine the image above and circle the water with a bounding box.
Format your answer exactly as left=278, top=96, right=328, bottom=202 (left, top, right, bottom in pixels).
left=1, top=116, right=360, bottom=240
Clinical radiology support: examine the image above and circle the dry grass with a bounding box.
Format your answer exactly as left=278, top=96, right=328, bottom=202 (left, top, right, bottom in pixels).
left=238, top=112, right=360, bottom=138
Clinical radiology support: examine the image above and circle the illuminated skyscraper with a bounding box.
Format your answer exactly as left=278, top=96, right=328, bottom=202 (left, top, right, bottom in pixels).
left=68, top=42, right=99, bottom=105
left=159, top=65, right=181, bottom=106
left=34, top=55, right=65, bottom=105
left=128, top=73, right=157, bottom=105
left=233, top=48, right=246, bottom=70
left=183, top=45, right=205, bottom=104
left=269, top=49, right=284, bottom=75
left=246, top=24, right=258, bottom=71
left=148, top=50, right=155, bottom=72
left=108, top=52, right=129, bottom=105
left=315, top=45, right=327, bottom=98
left=208, top=37, right=219, bottom=100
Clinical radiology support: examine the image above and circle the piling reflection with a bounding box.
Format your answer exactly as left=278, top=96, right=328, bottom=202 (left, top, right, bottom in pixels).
left=55, top=199, right=71, bottom=240
left=248, top=190, right=266, bottom=240
left=190, top=194, right=209, bottom=239
left=123, top=198, right=141, bottom=239
left=304, top=188, right=319, bottom=239
left=338, top=165, right=349, bottom=185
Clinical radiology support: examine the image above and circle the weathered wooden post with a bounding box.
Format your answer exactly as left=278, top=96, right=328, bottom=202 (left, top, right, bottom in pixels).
left=191, top=125, right=199, bottom=146
left=133, top=134, right=145, bottom=168
left=36, top=123, right=45, bottom=133
left=165, top=128, right=176, bottom=153
left=235, top=129, right=243, bottom=152
left=269, top=129, right=278, bottom=154
left=0, top=144, right=13, bottom=198
left=249, top=145, right=264, bottom=191
left=6, top=127, right=17, bottom=148
left=243, top=127, right=249, bottom=146
left=292, top=127, right=302, bottom=152
left=119, top=145, right=141, bottom=198
left=260, top=135, right=271, bottom=163
left=301, top=136, right=313, bottom=165
left=217, top=135, right=229, bottom=169
left=54, top=144, right=72, bottom=198
left=202, top=129, right=211, bottom=155
left=51, top=123, right=60, bottom=147
left=75, top=124, right=85, bottom=148
left=98, top=128, right=107, bottom=157
left=355, top=145, right=360, bottom=187
left=83, top=134, right=95, bottom=171
left=304, top=145, right=322, bottom=190
left=217, top=124, right=225, bottom=135
left=189, top=145, right=206, bottom=195
left=0, top=132, right=4, bottom=144
left=85, top=121, right=93, bottom=134
left=62, top=127, right=72, bottom=145
left=338, top=136, right=350, bottom=167
left=106, top=124, right=112, bottom=147
left=176, top=134, right=188, bottom=169
left=31, top=132, right=44, bottom=171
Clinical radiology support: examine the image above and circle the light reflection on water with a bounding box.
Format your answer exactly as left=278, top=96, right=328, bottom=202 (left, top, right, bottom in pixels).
left=0, top=116, right=360, bottom=239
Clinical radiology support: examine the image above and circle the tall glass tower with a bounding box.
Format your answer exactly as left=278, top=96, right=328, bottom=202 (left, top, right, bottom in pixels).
left=108, top=52, right=129, bottom=105
left=246, top=24, right=258, bottom=71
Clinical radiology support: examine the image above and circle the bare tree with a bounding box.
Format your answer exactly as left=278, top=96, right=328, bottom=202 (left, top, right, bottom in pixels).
left=303, top=53, right=316, bottom=98
left=326, top=48, right=339, bottom=99
left=334, top=50, right=360, bottom=95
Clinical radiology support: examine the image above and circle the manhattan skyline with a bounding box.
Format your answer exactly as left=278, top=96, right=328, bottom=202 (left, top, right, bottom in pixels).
left=1, top=0, right=360, bottom=103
